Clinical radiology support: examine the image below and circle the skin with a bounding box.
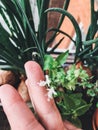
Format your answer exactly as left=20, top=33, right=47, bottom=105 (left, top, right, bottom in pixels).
left=0, top=61, right=82, bottom=130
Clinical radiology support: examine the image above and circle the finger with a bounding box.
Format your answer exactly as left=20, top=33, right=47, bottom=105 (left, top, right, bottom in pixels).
left=0, top=84, right=44, bottom=130
left=25, top=61, right=65, bottom=130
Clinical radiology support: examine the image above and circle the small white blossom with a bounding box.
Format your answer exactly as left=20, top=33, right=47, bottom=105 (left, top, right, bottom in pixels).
left=38, top=75, right=51, bottom=87
left=45, top=75, right=51, bottom=86
left=47, top=87, right=57, bottom=101
left=38, top=80, right=47, bottom=87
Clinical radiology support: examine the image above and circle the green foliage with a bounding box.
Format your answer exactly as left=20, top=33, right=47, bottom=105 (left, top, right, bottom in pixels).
left=0, top=0, right=71, bottom=73
left=57, top=93, right=92, bottom=127
left=0, top=0, right=98, bottom=73
left=0, top=0, right=98, bottom=128
left=43, top=51, right=97, bottom=127
left=77, top=0, right=98, bottom=70
left=44, top=50, right=69, bottom=70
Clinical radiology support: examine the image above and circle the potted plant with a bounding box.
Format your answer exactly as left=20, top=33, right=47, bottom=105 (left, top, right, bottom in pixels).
left=0, top=0, right=98, bottom=129
left=0, top=0, right=70, bottom=129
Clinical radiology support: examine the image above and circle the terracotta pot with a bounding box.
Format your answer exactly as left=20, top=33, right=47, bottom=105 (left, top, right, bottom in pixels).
left=92, top=108, right=98, bottom=130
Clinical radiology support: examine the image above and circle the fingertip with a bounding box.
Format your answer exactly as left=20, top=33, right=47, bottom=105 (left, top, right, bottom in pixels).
left=0, top=84, right=17, bottom=97
left=0, top=84, right=23, bottom=107
left=24, top=61, right=44, bottom=85
left=24, top=61, right=40, bottom=71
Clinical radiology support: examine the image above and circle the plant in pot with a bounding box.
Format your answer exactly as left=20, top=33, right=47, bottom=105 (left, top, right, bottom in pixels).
left=0, top=0, right=98, bottom=129
left=0, top=0, right=71, bottom=101
left=74, top=0, right=98, bottom=129
left=0, top=0, right=71, bottom=129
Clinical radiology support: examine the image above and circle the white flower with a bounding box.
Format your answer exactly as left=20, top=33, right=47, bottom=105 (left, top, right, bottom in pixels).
left=38, top=75, right=51, bottom=87
left=38, top=80, right=47, bottom=87
left=45, top=75, right=51, bottom=86
left=47, top=87, right=57, bottom=101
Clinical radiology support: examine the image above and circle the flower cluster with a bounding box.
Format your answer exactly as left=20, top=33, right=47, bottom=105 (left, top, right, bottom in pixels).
left=38, top=75, right=57, bottom=101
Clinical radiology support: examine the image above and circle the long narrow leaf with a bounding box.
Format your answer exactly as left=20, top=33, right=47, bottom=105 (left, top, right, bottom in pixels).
left=45, top=28, right=76, bottom=49
left=45, top=0, right=70, bottom=46
left=45, top=8, right=82, bottom=61
left=14, top=0, right=44, bottom=66
left=0, top=24, right=20, bottom=56
left=47, top=37, right=64, bottom=54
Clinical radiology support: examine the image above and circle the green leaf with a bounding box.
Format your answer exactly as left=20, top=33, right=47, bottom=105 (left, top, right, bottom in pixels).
left=0, top=24, right=19, bottom=56
left=56, top=50, right=69, bottom=66
left=45, top=0, right=70, bottom=46
left=87, top=89, right=96, bottom=97
left=75, top=103, right=92, bottom=116
left=83, top=38, right=98, bottom=46
left=44, top=54, right=54, bottom=70
left=96, top=102, right=98, bottom=108
left=46, top=37, right=65, bottom=53
left=45, top=7, right=82, bottom=61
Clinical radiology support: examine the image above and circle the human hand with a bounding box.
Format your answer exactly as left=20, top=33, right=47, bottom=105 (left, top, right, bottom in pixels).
left=0, top=61, right=82, bottom=130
